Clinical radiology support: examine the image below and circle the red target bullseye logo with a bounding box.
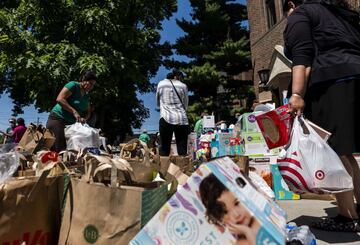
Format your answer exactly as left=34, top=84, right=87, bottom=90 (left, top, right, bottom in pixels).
left=315, top=170, right=325, bottom=180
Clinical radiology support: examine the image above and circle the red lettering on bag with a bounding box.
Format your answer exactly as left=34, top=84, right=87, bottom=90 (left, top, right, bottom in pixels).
left=1, top=230, right=51, bottom=245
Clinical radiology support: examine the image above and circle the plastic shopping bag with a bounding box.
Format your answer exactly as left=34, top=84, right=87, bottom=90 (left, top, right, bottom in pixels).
left=277, top=116, right=353, bottom=194
left=65, top=123, right=100, bottom=151
left=0, top=151, right=19, bottom=184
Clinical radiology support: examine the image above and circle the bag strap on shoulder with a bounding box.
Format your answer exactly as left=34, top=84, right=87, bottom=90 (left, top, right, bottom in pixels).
left=169, top=79, right=186, bottom=111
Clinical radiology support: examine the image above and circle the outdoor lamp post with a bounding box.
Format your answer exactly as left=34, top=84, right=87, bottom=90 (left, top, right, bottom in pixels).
left=258, top=69, right=270, bottom=91
left=258, top=69, right=270, bottom=85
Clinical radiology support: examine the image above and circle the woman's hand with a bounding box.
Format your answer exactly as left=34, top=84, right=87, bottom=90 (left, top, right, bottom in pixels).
left=73, top=111, right=81, bottom=122
left=228, top=222, right=256, bottom=245
left=288, top=94, right=305, bottom=116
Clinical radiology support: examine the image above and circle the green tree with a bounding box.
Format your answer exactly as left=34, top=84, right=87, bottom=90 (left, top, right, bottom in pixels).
left=170, top=0, right=252, bottom=125
left=0, top=0, right=176, bottom=140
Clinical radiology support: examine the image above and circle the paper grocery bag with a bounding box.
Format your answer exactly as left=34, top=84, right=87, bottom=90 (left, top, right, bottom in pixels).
left=167, top=163, right=189, bottom=185
left=0, top=175, right=64, bottom=244
left=120, top=139, right=158, bottom=182
left=156, top=155, right=194, bottom=177
left=169, top=155, right=194, bottom=176
left=58, top=178, right=168, bottom=245
left=59, top=156, right=169, bottom=244
left=19, top=125, right=55, bottom=154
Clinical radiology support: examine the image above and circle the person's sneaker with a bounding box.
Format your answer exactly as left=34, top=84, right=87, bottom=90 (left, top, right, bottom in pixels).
left=311, top=215, right=360, bottom=232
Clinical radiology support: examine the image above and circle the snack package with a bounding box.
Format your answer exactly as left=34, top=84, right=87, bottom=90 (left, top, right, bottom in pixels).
left=255, top=105, right=292, bottom=149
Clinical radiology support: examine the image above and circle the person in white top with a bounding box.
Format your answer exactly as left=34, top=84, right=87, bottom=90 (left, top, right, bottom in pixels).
left=156, top=69, right=189, bottom=156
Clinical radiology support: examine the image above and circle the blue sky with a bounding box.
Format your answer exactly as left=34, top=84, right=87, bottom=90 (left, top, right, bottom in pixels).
left=0, top=0, right=246, bottom=133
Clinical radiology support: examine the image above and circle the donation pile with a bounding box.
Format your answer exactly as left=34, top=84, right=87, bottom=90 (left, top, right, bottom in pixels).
left=0, top=123, right=172, bottom=244
left=0, top=107, right=352, bottom=244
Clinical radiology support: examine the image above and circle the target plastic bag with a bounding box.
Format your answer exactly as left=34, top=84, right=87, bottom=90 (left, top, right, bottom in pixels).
left=277, top=116, right=353, bottom=194
left=65, top=123, right=100, bottom=151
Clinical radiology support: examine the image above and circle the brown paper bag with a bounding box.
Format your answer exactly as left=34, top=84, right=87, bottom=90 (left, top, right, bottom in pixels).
left=120, top=139, right=158, bottom=182
left=19, top=125, right=55, bottom=154
left=166, top=162, right=189, bottom=185
left=58, top=160, right=169, bottom=244
left=0, top=169, right=64, bottom=244
left=169, top=155, right=194, bottom=176
left=154, top=156, right=190, bottom=187
left=82, top=153, right=133, bottom=185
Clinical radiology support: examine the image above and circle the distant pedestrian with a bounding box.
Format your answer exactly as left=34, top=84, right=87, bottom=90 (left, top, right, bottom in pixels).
left=284, top=0, right=360, bottom=231
left=139, top=129, right=150, bottom=145
left=194, top=112, right=208, bottom=136
left=12, top=118, right=26, bottom=143
left=156, top=69, right=189, bottom=156
left=0, top=118, right=16, bottom=144
left=46, top=70, right=97, bottom=152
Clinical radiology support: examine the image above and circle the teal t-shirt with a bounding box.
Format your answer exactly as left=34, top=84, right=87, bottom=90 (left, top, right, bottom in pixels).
left=51, top=81, right=89, bottom=123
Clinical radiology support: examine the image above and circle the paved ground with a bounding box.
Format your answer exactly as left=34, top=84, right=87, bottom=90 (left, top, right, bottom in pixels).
left=279, top=200, right=360, bottom=245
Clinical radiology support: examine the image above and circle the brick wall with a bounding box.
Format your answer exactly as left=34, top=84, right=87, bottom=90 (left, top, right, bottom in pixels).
left=248, top=0, right=286, bottom=96
left=247, top=0, right=360, bottom=97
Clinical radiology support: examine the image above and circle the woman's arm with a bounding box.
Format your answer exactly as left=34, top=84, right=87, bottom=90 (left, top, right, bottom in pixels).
left=289, top=65, right=311, bottom=115
left=0, top=131, right=13, bottom=137
left=285, top=8, right=314, bottom=116
left=56, top=87, right=81, bottom=121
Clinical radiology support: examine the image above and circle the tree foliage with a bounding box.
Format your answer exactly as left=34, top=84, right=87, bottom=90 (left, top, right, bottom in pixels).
left=170, top=0, right=252, bottom=124
left=0, top=0, right=176, bottom=139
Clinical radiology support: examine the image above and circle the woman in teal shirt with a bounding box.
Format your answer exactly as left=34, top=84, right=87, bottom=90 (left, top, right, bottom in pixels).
left=46, top=70, right=97, bottom=152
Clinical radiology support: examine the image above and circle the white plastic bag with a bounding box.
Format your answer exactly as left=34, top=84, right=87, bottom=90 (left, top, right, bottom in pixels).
left=277, top=116, right=353, bottom=194
left=0, top=151, right=19, bottom=184
left=65, top=123, right=100, bottom=151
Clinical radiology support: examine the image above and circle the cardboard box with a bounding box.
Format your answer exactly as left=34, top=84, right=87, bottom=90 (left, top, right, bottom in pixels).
left=239, top=112, right=262, bottom=133
left=210, top=132, right=232, bottom=158
left=242, top=132, right=270, bottom=156
left=238, top=112, right=282, bottom=156
left=187, top=133, right=199, bottom=160
left=249, top=156, right=274, bottom=192
left=271, top=163, right=300, bottom=201
left=131, top=157, right=286, bottom=245
left=255, top=105, right=292, bottom=149
left=250, top=156, right=300, bottom=201
left=242, top=132, right=280, bottom=156
left=218, top=133, right=231, bottom=156
left=203, top=115, right=215, bottom=129
left=230, top=137, right=242, bottom=155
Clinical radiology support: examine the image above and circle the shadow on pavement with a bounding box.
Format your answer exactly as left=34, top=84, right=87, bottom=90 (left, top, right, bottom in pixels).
left=289, top=210, right=360, bottom=244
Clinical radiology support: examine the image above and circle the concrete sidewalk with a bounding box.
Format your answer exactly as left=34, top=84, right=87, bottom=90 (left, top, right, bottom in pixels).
left=279, top=200, right=360, bottom=245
